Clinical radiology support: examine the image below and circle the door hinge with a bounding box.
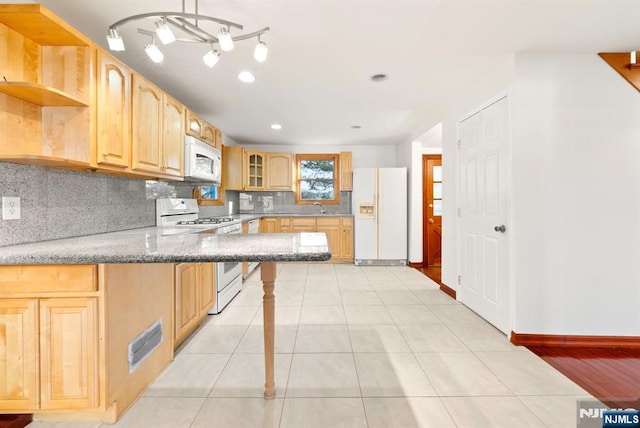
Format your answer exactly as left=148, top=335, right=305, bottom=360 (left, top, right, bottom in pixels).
left=456, top=140, right=461, bottom=149
left=457, top=275, right=461, bottom=285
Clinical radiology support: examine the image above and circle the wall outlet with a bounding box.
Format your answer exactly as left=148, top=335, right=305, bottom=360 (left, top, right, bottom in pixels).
left=2, top=196, right=21, bottom=220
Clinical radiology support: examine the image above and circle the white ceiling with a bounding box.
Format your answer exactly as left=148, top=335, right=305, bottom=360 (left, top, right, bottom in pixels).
left=25, top=0, right=640, bottom=146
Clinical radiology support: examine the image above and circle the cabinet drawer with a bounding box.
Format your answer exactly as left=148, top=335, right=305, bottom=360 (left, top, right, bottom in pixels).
left=291, top=218, right=316, bottom=227
left=0, top=265, right=97, bottom=294
left=316, top=217, right=340, bottom=227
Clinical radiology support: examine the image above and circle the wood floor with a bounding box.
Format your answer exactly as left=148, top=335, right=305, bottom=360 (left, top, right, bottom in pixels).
left=528, top=346, right=640, bottom=409
left=413, top=264, right=640, bottom=410
left=415, top=265, right=441, bottom=285
left=0, top=415, right=31, bottom=428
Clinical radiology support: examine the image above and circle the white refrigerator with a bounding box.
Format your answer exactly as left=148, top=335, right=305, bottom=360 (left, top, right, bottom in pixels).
left=352, top=167, right=407, bottom=265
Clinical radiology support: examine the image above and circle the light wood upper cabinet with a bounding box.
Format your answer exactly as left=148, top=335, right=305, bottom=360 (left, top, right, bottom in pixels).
left=223, top=146, right=244, bottom=190
left=214, top=128, right=223, bottom=150
left=131, top=74, right=163, bottom=174
left=185, top=109, right=204, bottom=140
left=39, top=297, right=98, bottom=410
left=244, top=150, right=265, bottom=190
left=162, top=94, right=185, bottom=177
left=203, top=123, right=216, bottom=147
left=0, top=5, right=92, bottom=167
left=131, top=74, right=185, bottom=177
left=0, top=298, right=38, bottom=410
left=186, top=108, right=221, bottom=149
left=266, top=153, right=293, bottom=190
left=225, top=147, right=294, bottom=191
left=96, top=50, right=131, bottom=169
left=340, top=151, right=353, bottom=190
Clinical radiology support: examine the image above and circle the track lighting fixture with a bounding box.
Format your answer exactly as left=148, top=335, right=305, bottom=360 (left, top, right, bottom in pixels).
left=203, top=47, right=220, bottom=67
left=154, top=19, right=176, bottom=44
left=106, top=0, right=269, bottom=69
left=144, top=42, right=164, bottom=63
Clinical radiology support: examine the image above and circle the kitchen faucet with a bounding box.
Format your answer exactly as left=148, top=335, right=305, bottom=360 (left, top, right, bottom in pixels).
left=313, top=201, right=326, bottom=214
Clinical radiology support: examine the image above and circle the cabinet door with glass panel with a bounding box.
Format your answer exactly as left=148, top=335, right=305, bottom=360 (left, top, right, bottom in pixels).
left=243, top=150, right=265, bottom=190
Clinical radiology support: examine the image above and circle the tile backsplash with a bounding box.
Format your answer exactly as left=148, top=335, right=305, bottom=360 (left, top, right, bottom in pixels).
left=239, top=191, right=352, bottom=215
left=0, top=162, right=155, bottom=247
left=0, top=161, right=351, bottom=247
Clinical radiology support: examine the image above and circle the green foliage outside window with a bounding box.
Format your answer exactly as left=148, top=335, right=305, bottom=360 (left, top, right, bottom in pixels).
left=299, top=159, right=335, bottom=200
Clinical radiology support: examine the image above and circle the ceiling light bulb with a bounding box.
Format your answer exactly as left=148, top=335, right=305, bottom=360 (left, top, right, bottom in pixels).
left=203, top=49, right=220, bottom=68
left=144, top=43, right=164, bottom=63
left=218, top=27, right=234, bottom=51
left=237, top=71, right=255, bottom=83
left=254, top=41, right=268, bottom=62
left=271, top=124, right=282, bottom=130
left=155, top=20, right=176, bottom=44
left=106, top=28, right=125, bottom=51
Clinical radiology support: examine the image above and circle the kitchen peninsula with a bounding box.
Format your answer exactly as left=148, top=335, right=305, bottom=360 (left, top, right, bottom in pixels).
left=0, top=229, right=330, bottom=421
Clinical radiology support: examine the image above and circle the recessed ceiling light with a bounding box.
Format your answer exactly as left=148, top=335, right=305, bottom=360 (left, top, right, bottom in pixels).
left=370, top=74, right=388, bottom=82
left=271, top=123, right=282, bottom=130
left=237, top=71, right=255, bottom=83
left=351, top=125, right=361, bottom=129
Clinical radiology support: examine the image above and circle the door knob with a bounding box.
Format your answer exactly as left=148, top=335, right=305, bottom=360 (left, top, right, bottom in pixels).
left=428, top=218, right=434, bottom=224
left=494, top=225, right=506, bottom=233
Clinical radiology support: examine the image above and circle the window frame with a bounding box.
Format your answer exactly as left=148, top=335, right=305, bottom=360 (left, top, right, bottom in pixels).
left=193, top=184, right=225, bottom=206
left=294, top=153, right=340, bottom=205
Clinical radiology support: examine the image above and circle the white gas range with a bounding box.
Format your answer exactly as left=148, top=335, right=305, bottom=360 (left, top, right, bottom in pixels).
left=156, top=198, right=243, bottom=314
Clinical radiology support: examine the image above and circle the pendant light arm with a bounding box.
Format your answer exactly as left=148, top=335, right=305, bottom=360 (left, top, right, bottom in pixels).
left=108, top=12, right=243, bottom=33
left=230, top=27, right=269, bottom=42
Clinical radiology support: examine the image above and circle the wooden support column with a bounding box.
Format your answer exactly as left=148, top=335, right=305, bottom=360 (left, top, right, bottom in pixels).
left=260, top=262, right=276, bottom=399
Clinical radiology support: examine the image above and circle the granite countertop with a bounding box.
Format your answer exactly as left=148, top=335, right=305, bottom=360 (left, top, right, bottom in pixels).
left=0, top=227, right=331, bottom=265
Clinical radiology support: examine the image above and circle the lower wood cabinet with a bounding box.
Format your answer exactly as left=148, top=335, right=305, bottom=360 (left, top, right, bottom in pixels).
left=260, top=218, right=280, bottom=233
left=0, top=263, right=174, bottom=422
left=316, top=218, right=341, bottom=260
left=174, top=262, right=215, bottom=348
left=40, top=298, right=98, bottom=410
left=318, top=217, right=353, bottom=262
left=259, top=217, right=354, bottom=262
left=0, top=286, right=98, bottom=412
left=341, top=217, right=354, bottom=259
left=0, top=299, right=38, bottom=410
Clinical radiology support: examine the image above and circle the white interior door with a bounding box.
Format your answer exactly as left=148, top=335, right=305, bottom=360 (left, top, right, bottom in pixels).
left=458, top=96, right=510, bottom=333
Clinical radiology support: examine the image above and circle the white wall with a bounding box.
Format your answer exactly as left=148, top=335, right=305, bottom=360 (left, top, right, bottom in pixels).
left=397, top=125, right=443, bottom=264
left=242, top=144, right=397, bottom=169
left=511, top=53, right=640, bottom=335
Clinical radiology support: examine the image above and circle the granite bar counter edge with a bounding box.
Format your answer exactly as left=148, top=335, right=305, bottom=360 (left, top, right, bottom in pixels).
left=0, top=227, right=332, bottom=265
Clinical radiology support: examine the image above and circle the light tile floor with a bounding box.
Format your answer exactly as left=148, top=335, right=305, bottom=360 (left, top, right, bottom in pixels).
left=28, top=264, right=596, bottom=428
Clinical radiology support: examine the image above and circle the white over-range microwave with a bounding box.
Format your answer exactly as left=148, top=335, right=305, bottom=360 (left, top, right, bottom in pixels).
left=183, top=135, right=222, bottom=184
